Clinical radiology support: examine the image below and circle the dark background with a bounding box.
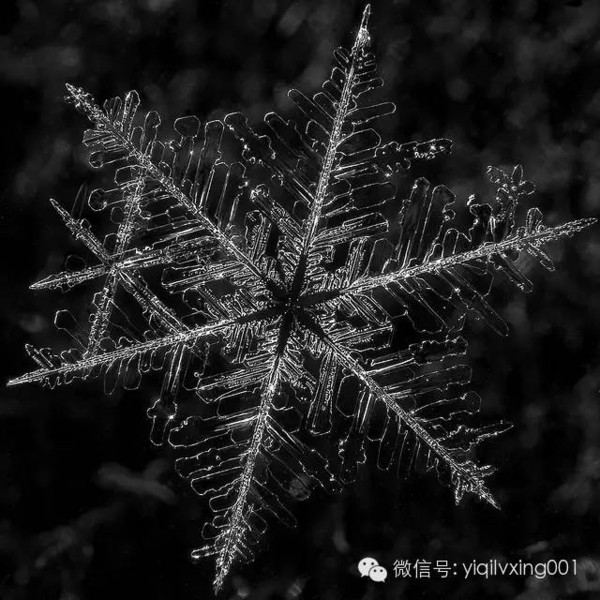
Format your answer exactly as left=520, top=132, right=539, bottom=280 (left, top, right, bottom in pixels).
left=1, top=1, right=600, bottom=598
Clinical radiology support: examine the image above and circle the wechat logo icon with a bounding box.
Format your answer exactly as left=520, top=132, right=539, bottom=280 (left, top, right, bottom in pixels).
left=358, top=557, right=388, bottom=582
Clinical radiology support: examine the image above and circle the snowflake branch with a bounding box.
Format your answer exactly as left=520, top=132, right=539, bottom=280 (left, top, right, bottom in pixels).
left=302, top=5, right=371, bottom=255
left=289, top=5, right=372, bottom=296
left=7, top=310, right=272, bottom=387
left=32, top=231, right=209, bottom=292
left=302, top=218, right=596, bottom=306
left=320, top=332, right=500, bottom=508
left=212, top=354, right=282, bottom=593
left=48, top=198, right=109, bottom=261
left=65, top=84, right=277, bottom=294
left=32, top=264, right=109, bottom=291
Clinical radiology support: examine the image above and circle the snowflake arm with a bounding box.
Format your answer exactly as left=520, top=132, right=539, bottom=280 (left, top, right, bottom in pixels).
left=304, top=210, right=595, bottom=308
left=319, top=332, right=502, bottom=507
left=301, top=169, right=595, bottom=337
left=65, top=85, right=282, bottom=296
left=7, top=307, right=274, bottom=388
left=169, top=329, right=340, bottom=592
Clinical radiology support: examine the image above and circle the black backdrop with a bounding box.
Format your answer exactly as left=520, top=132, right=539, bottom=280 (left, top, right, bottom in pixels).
left=1, top=1, right=599, bottom=599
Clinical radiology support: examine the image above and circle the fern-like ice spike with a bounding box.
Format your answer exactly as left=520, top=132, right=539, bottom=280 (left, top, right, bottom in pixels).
left=9, top=4, right=596, bottom=592
left=170, top=335, right=342, bottom=592
left=85, top=171, right=146, bottom=355
left=224, top=6, right=451, bottom=289
left=319, top=332, right=506, bottom=506
left=64, top=85, right=283, bottom=296
left=302, top=168, right=594, bottom=337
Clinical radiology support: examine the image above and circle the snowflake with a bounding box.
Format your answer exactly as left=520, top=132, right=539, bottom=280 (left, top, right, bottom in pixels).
left=8, top=5, right=594, bottom=592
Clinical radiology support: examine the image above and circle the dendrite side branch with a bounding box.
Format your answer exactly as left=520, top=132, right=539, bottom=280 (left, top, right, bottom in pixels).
left=289, top=11, right=372, bottom=297
left=213, top=354, right=283, bottom=592
left=65, top=84, right=276, bottom=294
left=318, top=331, right=499, bottom=508
left=300, top=218, right=596, bottom=306
left=7, top=309, right=274, bottom=387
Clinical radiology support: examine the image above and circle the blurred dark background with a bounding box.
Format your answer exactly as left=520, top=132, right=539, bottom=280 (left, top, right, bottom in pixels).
left=1, top=1, right=600, bottom=598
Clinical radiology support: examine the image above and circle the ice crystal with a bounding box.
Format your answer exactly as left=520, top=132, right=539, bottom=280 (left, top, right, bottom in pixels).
left=9, top=5, right=594, bottom=592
